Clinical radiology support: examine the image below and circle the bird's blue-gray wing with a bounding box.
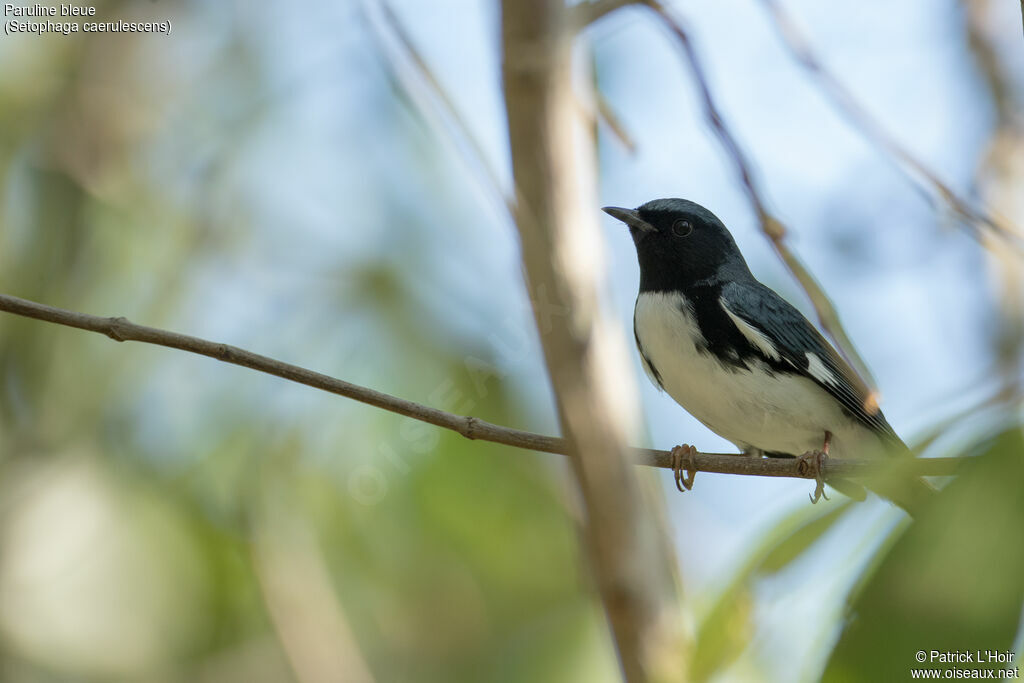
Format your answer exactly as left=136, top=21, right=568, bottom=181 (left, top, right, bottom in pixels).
left=719, top=280, right=903, bottom=449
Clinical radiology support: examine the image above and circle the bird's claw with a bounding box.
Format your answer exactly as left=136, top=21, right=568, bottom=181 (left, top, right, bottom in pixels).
left=797, top=449, right=830, bottom=504
left=670, top=444, right=698, bottom=492
left=797, top=431, right=833, bottom=504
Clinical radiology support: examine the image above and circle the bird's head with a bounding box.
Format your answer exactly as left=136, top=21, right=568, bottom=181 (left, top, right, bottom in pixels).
left=603, top=198, right=750, bottom=292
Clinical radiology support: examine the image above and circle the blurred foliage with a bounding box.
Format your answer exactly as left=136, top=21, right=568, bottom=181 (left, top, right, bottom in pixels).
left=0, top=4, right=616, bottom=682
left=1, top=1, right=1022, bottom=682
left=687, top=500, right=857, bottom=681
left=825, top=430, right=1024, bottom=682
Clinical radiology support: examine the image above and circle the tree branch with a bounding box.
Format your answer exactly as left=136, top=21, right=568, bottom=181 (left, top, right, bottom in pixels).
left=0, top=292, right=963, bottom=481
left=363, top=0, right=515, bottom=220
left=580, top=0, right=1018, bottom=247
left=501, top=1, right=689, bottom=679
left=643, top=0, right=883, bottom=404
left=758, top=0, right=1020, bottom=250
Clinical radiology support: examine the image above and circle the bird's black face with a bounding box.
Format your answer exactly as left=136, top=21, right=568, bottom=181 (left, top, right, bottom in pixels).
left=603, top=198, right=749, bottom=293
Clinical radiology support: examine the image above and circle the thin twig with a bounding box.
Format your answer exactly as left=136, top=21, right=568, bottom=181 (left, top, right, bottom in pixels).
left=596, top=88, right=637, bottom=153
left=642, top=0, right=882, bottom=401
left=363, top=0, right=515, bottom=218
left=759, top=0, right=1021, bottom=249
left=0, top=293, right=963, bottom=479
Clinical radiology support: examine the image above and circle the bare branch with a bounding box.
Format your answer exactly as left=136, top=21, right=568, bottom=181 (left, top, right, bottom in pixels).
left=363, top=0, right=515, bottom=219
left=0, top=294, right=963, bottom=475
left=759, top=0, right=1021, bottom=249
left=596, top=88, right=637, bottom=153
left=501, top=1, right=689, bottom=679
left=642, top=0, right=882, bottom=402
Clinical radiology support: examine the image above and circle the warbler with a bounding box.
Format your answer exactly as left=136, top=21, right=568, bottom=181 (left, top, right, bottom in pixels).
left=604, top=198, right=934, bottom=513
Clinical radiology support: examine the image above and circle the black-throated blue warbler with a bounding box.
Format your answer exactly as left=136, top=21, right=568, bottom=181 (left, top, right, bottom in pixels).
left=604, top=198, right=934, bottom=513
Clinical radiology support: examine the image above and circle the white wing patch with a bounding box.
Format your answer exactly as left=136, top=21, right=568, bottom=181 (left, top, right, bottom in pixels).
left=634, top=291, right=867, bottom=456
left=805, top=352, right=838, bottom=386
left=720, top=299, right=781, bottom=361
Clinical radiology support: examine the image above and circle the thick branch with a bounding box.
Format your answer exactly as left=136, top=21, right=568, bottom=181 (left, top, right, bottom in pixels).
left=0, top=293, right=962, bottom=479
left=501, top=2, right=688, bottom=680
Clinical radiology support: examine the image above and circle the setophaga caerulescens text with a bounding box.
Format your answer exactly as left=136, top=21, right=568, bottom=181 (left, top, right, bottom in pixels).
left=604, top=198, right=934, bottom=514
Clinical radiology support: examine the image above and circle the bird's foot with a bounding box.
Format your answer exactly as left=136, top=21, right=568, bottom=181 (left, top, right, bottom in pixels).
left=797, top=449, right=830, bottom=504
left=743, top=447, right=764, bottom=459
left=670, top=444, right=698, bottom=492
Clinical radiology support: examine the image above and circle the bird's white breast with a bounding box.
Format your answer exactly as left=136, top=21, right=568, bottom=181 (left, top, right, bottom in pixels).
left=634, top=291, right=879, bottom=458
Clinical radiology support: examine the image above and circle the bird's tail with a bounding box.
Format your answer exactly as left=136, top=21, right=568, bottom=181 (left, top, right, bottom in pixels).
left=766, top=447, right=938, bottom=516
left=867, top=476, right=938, bottom=518
left=869, top=435, right=941, bottom=517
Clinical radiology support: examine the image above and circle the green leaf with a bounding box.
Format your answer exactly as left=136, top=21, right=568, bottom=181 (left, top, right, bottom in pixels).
left=757, top=501, right=854, bottom=574
left=689, top=581, right=754, bottom=683
left=689, top=499, right=854, bottom=680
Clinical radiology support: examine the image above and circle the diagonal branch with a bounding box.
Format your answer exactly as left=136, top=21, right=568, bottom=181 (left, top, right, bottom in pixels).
left=758, top=0, right=1020, bottom=249
left=643, top=0, right=882, bottom=405
left=595, top=87, right=637, bottom=153
left=0, top=292, right=962, bottom=480
left=579, top=0, right=1018, bottom=248
left=362, top=0, right=515, bottom=219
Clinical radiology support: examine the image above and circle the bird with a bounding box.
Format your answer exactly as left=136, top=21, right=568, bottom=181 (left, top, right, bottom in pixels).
left=603, top=198, right=935, bottom=514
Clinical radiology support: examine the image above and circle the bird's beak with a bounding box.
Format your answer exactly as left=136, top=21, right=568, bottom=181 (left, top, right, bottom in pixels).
left=602, top=206, right=654, bottom=233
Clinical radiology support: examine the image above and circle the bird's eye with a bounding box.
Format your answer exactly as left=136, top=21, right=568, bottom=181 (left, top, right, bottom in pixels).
left=671, top=219, right=693, bottom=237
